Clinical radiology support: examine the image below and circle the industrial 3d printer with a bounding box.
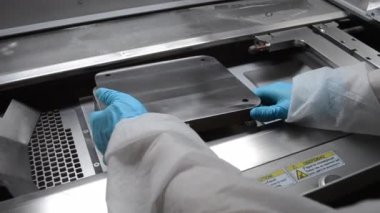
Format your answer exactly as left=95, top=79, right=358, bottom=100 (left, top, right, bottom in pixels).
left=1, top=0, right=380, bottom=212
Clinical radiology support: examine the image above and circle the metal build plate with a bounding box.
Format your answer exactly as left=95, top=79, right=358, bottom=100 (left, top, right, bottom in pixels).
left=95, top=56, right=260, bottom=131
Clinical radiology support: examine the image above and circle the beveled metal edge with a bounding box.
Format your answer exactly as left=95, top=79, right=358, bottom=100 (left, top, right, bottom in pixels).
left=0, top=11, right=346, bottom=91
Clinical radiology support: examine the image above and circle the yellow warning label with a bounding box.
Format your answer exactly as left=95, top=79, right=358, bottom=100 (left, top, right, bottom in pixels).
left=295, top=169, right=308, bottom=180
left=286, top=151, right=345, bottom=182
left=258, top=169, right=296, bottom=188
left=258, top=169, right=286, bottom=182
left=287, top=151, right=336, bottom=171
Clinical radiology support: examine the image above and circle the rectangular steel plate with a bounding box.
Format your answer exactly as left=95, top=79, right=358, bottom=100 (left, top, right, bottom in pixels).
left=95, top=56, right=260, bottom=131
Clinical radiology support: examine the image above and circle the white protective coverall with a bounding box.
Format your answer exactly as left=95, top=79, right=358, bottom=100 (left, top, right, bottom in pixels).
left=104, top=62, right=380, bottom=213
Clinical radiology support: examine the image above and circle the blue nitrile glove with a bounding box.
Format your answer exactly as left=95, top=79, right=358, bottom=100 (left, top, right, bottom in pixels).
left=250, top=82, right=292, bottom=122
left=90, top=88, right=147, bottom=154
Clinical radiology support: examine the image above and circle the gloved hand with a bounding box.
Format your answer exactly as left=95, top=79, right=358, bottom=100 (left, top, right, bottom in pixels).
left=90, top=88, right=147, bottom=154
left=250, top=82, right=292, bottom=122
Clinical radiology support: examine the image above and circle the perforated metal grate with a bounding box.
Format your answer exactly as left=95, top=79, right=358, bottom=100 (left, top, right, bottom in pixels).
left=28, top=110, right=84, bottom=190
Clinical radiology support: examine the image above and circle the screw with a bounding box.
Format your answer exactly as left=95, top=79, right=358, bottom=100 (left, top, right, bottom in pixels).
left=265, top=12, right=273, bottom=17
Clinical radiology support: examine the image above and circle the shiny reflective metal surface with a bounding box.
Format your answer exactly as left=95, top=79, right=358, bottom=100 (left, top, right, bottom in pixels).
left=210, top=123, right=347, bottom=171
left=227, top=27, right=362, bottom=95
left=243, top=134, right=380, bottom=195
left=95, top=56, right=260, bottom=131
left=0, top=0, right=345, bottom=90
left=312, top=22, right=380, bottom=68
left=78, top=99, right=108, bottom=172
left=59, top=108, right=97, bottom=178
left=0, top=0, right=232, bottom=38
left=0, top=174, right=107, bottom=213
left=318, top=174, right=341, bottom=187
left=252, top=27, right=359, bottom=67
left=327, top=0, right=380, bottom=22
left=333, top=0, right=380, bottom=11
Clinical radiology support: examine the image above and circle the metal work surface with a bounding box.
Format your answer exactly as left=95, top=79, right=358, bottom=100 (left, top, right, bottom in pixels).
left=2, top=133, right=380, bottom=213
left=0, top=0, right=232, bottom=38
left=243, top=134, right=380, bottom=194
left=327, top=0, right=380, bottom=22
left=330, top=0, right=380, bottom=12
left=228, top=26, right=362, bottom=93
left=350, top=0, right=380, bottom=10
left=95, top=56, right=260, bottom=131
left=0, top=0, right=345, bottom=89
left=312, top=22, right=380, bottom=68
left=0, top=174, right=107, bottom=213
left=0, top=0, right=195, bottom=29
left=252, top=27, right=360, bottom=67
left=209, top=123, right=348, bottom=171
left=242, top=49, right=327, bottom=86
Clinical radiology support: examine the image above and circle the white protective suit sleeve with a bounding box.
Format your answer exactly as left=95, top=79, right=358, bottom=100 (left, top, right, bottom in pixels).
left=105, top=113, right=334, bottom=213
left=287, top=62, right=380, bottom=136
left=103, top=63, right=380, bottom=213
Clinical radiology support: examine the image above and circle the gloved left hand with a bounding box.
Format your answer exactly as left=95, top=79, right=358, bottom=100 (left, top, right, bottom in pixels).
left=90, top=88, right=147, bottom=154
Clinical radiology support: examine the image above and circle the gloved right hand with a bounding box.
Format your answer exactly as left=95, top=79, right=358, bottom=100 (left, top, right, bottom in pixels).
left=90, top=88, right=147, bottom=154
left=250, top=82, right=292, bottom=122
